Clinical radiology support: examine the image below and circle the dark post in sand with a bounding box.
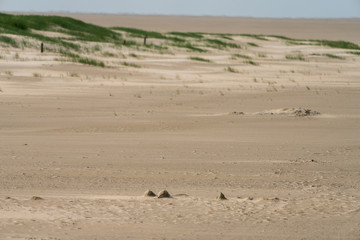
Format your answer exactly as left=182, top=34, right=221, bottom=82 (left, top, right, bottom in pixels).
left=41, top=42, right=44, bottom=53
left=144, top=35, right=147, bottom=45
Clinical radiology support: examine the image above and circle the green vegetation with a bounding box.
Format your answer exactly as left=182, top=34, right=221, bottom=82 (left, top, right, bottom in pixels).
left=323, top=53, right=345, bottom=60
left=173, top=42, right=207, bottom=52
left=77, top=57, right=105, bottom=67
left=102, top=51, right=117, bottom=57
left=205, top=38, right=241, bottom=49
left=189, top=56, right=211, bottom=62
left=33, top=73, right=42, bottom=78
left=113, top=27, right=185, bottom=43
left=0, top=35, right=19, bottom=48
left=286, top=54, right=305, bottom=61
left=0, top=13, right=121, bottom=52
left=58, top=49, right=105, bottom=67
left=129, top=53, right=140, bottom=58
left=231, top=53, right=251, bottom=59
left=68, top=72, right=79, bottom=77
left=244, top=60, right=259, bottom=66
left=316, top=40, right=360, bottom=50
left=247, top=42, right=259, bottom=47
left=225, top=66, right=238, bottom=73
left=348, top=51, right=360, bottom=55
left=121, top=62, right=141, bottom=68
left=268, top=35, right=295, bottom=40
left=112, top=27, right=165, bottom=39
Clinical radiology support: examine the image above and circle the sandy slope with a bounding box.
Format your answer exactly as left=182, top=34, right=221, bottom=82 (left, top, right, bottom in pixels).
left=1, top=15, right=360, bottom=239
left=38, top=13, right=360, bottom=45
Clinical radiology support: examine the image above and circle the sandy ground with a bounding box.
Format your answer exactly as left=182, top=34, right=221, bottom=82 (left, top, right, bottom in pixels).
left=1, top=14, right=360, bottom=239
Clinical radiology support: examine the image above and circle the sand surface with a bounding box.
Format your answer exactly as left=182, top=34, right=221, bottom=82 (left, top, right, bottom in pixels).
left=1, top=14, right=360, bottom=239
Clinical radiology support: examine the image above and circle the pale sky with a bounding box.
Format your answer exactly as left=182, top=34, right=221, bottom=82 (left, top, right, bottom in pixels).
left=0, top=0, right=359, bottom=18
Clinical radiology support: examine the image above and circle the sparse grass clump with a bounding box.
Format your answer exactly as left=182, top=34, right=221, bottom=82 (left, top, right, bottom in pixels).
left=247, top=42, right=259, bottom=47
left=33, top=73, right=42, bottom=78
left=231, top=53, right=251, bottom=59
left=173, top=42, right=207, bottom=53
left=129, top=53, right=140, bottom=58
left=348, top=51, right=360, bottom=55
left=102, top=51, right=116, bottom=57
left=286, top=54, right=305, bottom=61
left=244, top=60, right=259, bottom=66
left=121, top=62, right=141, bottom=68
left=316, top=40, right=360, bottom=50
left=205, top=38, right=241, bottom=49
left=112, top=27, right=165, bottom=39
left=0, top=35, right=19, bottom=48
left=58, top=49, right=105, bottom=67
left=68, top=72, right=79, bottom=77
left=225, top=66, right=238, bottom=73
left=78, top=58, right=105, bottom=67
left=189, top=56, right=211, bottom=62
left=323, top=53, right=345, bottom=60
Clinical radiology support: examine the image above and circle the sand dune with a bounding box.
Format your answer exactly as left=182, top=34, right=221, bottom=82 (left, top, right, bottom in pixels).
left=0, top=13, right=360, bottom=239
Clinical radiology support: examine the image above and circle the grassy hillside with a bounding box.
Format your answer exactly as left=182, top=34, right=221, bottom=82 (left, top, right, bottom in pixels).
left=0, top=13, right=359, bottom=68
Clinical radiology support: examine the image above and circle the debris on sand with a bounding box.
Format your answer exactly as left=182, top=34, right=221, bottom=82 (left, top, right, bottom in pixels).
left=232, top=111, right=245, bottom=115
left=144, top=190, right=157, bottom=197
left=31, top=196, right=44, bottom=201
left=158, top=190, right=172, bottom=198
left=230, top=108, right=320, bottom=117
left=292, top=108, right=320, bottom=117
left=217, top=192, right=227, bottom=200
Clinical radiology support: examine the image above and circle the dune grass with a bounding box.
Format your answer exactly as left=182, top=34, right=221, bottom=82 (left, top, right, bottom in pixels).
left=244, top=60, right=259, bottom=66
left=0, top=35, right=19, bottom=48
left=348, top=51, right=360, bottom=55
left=231, top=53, right=251, bottom=59
left=205, top=38, right=241, bottom=49
left=121, top=62, right=141, bottom=68
left=172, top=42, right=207, bottom=52
left=286, top=54, right=305, bottom=61
left=225, top=66, right=238, bottom=73
left=247, top=42, right=259, bottom=47
left=323, top=53, right=345, bottom=60
left=0, top=13, right=121, bottom=45
left=189, top=56, right=211, bottom=62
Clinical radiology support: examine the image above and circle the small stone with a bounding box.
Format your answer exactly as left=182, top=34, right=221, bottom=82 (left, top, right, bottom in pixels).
left=31, top=196, right=44, bottom=201
left=144, top=190, right=157, bottom=197
left=217, top=192, right=227, bottom=200
left=158, top=190, right=171, bottom=198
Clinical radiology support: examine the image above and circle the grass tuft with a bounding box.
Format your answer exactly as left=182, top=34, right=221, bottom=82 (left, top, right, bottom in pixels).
left=286, top=54, right=305, bottom=61
left=121, top=62, right=141, bottom=68
left=348, top=51, right=360, bottom=55
left=189, top=56, right=211, bottom=62
left=323, top=53, right=345, bottom=60
left=231, top=53, right=251, bottom=59
left=244, top=60, right=259, bottom=66
left=247, top=42, right=259, bottom=47
left=0, top=35, right=19, bottom=48
left=225, top=66, right=238, bottom=73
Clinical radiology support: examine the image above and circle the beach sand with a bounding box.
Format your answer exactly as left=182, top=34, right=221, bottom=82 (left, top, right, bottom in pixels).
left=0, top=14, right=359, bottom=239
